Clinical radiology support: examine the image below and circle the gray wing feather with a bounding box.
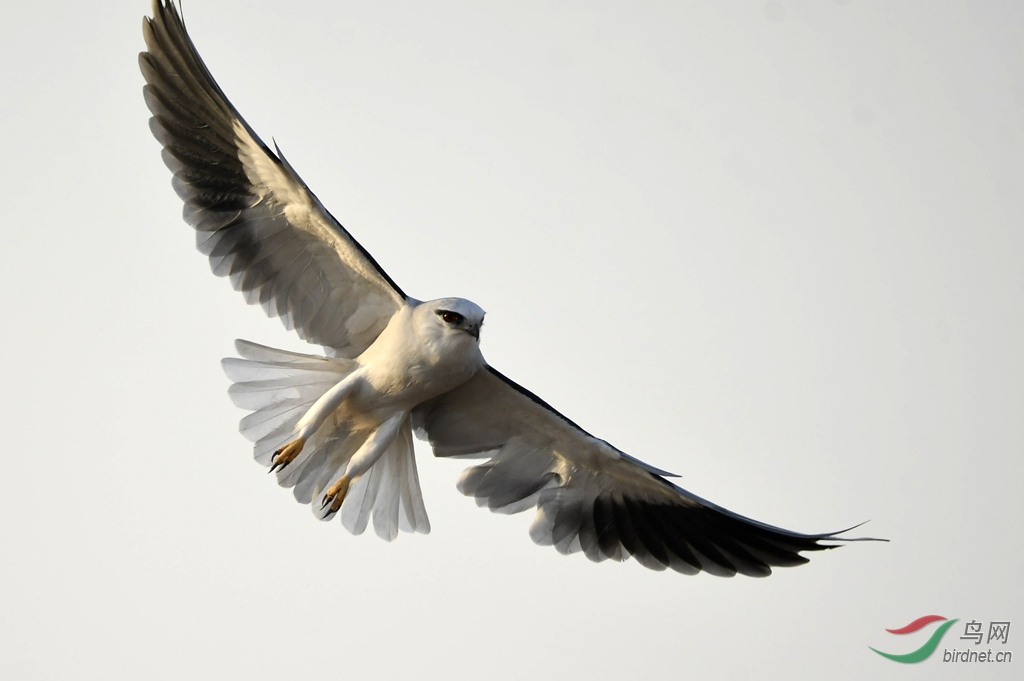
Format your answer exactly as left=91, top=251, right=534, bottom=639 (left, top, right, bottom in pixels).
left=141, top=1, right=405, bottom=357
left=414, top=367, right=879, bottom=577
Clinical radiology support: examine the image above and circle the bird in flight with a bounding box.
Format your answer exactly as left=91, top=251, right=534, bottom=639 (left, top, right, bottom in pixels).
left=140, top=0, right=880, bottom=576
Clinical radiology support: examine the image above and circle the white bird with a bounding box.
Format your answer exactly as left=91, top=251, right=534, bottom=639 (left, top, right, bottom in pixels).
left=140, top=0, right=880, bottom=576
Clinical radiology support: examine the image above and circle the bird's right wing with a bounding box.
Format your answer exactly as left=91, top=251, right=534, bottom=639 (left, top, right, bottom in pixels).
left=414, top=367, right=881, bottom=576
left=141, top=0, right=406, bottom=357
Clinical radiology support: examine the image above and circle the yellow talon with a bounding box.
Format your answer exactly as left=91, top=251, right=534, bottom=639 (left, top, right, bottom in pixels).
left=322, top=475, right=351, bottom=514
left=270, top=437, right=306, bottom=473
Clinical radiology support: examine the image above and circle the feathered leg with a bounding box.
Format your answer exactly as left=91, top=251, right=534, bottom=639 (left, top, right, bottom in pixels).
left=270, top=368, right=366, bottom=473
left=320, top=410, right=407, bottom=515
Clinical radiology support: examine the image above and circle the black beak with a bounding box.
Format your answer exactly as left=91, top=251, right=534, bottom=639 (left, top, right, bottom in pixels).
left=466, top=324, right=480, bottom=341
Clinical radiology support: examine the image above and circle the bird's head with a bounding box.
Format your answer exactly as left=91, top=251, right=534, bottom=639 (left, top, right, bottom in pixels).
left=420, top=297, right=485, bottom=343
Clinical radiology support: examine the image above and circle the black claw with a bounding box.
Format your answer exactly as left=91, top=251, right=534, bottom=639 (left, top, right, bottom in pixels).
left=319, top=491, right=343, bottom=519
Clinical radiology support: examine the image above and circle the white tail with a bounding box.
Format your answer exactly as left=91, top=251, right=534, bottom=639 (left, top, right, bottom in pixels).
left=222, top=339, right=430, bottom=538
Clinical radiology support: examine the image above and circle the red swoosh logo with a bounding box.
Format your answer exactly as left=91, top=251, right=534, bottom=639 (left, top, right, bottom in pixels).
left=886, top=615, right=947, bottom=634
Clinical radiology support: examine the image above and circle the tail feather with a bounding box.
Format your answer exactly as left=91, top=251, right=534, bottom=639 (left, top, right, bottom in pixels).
left=239, top=397, right=315, bottom=442
left=253, top=426, right=298, bottom=465
left=228, top=376, right=339, bottom=411
left=222, top=357, right=344, bottom=383
left=338, top=459, right=378, bottom=534
left=373, top=447, right=401, bottom=540
left=223, top=339, right=430, bottom=538
left=233, top=339, right=330, bottom=364
left=396, top=425, right=430, bottom=533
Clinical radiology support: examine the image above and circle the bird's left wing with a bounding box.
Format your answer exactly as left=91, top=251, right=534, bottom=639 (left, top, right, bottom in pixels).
left=140, top=1, right=406, bottom=357
left=414, top=367, right=877, bottom=576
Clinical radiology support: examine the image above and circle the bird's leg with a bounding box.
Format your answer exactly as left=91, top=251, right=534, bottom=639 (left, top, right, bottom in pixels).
left=320, top=410, right=407, bottom=515
left=270, top=368, right=364, bottom=473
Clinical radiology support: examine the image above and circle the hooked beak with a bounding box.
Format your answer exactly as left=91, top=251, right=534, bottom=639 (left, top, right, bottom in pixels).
left=465, top=323, right=480, bottom=341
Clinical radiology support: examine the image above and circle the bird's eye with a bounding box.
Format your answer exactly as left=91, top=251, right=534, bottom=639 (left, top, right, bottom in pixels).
left=439, top=310, right=464, bottom=325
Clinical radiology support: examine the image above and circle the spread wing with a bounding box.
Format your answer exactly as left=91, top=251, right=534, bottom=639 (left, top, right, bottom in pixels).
left=414, top=367, right=878, bottom=576
left=140, top=0, right=406, bottom=357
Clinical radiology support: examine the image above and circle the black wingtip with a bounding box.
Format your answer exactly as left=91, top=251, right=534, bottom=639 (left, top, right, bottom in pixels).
left=820, top=520, right=889, bottom=544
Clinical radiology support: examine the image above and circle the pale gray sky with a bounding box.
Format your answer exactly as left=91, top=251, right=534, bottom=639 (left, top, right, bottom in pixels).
left=1, top=1, right=1021, bottom=679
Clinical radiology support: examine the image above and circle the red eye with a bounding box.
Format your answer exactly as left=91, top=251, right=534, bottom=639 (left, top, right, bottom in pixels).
left=440, top=311, right=464, bottom=325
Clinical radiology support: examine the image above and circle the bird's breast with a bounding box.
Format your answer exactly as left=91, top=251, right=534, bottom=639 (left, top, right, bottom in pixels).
left=353, top=308, right=483, bottom=411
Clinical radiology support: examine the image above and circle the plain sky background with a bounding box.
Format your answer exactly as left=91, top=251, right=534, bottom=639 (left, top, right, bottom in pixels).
left=1, top=1, right=1021, bottom=679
